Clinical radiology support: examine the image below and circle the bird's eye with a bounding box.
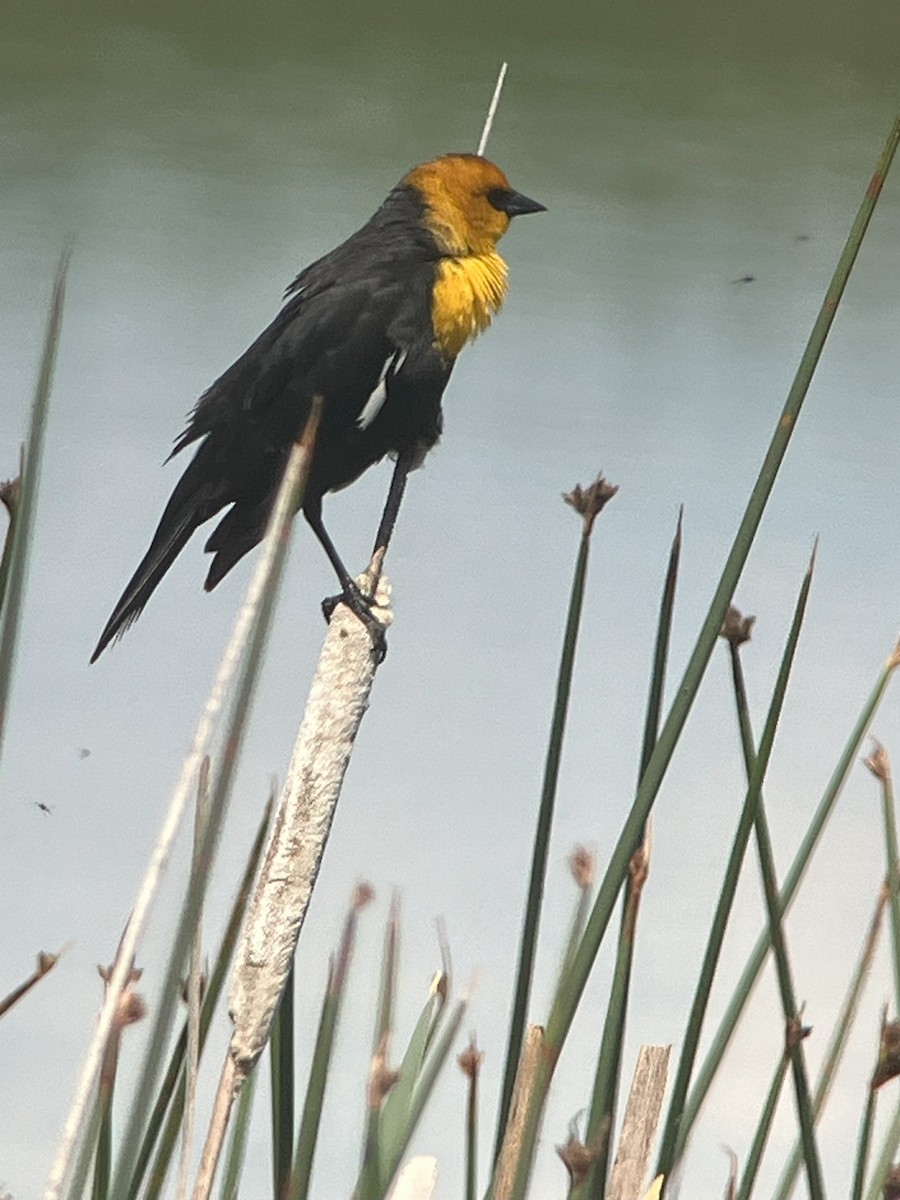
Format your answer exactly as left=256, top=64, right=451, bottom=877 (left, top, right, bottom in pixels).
left=486, top=187, right=515, bottom=213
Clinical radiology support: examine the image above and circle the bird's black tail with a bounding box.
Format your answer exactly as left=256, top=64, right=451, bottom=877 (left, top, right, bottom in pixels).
left=90, top=453, right=224, bottom=662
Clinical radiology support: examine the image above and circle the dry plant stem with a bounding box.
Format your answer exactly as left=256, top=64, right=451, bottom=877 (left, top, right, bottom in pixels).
left=191, top=1053, right=241, bottom=1200
left=193, top=618, right=384, bottom=1189
left=493, top=1025, right=545, bottom=1200
left=177, top=758, right=211, bottom=1200
left=229, top=582, right=389, bottom=1072
left=607, top=1045, right=670, bottom=1200
left=48, top=426, right=318, bottom=1200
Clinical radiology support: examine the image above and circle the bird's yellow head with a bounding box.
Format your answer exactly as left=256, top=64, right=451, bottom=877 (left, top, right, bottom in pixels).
left=403, top=153, right=545, bottom=257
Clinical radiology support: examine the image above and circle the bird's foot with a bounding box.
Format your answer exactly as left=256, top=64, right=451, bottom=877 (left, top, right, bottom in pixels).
left=321, top=575, right=391, bottom=662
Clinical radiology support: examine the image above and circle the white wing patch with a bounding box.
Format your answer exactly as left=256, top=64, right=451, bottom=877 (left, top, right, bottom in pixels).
left=357, top=349, right=408, bottom=430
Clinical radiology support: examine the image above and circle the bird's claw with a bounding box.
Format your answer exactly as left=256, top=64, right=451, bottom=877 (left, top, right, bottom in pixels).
left=321, top=583, right=388, bottom=662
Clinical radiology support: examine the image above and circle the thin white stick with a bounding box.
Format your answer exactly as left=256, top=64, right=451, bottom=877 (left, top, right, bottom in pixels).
left=177, top=761, right=211, bottom=1200
left=44, top=434, right=314, bottom=1200
left=477, top=62, right=508, bottom=156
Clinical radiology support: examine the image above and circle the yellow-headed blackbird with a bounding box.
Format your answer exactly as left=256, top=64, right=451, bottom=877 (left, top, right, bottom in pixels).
left=91, top=153, right=544, bottom=661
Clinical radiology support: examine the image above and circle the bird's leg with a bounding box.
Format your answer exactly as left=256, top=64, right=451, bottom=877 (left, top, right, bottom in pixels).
left=365, top=449, right=414, bottom=590
left=303, top=498, right=379, bottom=628
left=314, top=450, right=415, bottom=649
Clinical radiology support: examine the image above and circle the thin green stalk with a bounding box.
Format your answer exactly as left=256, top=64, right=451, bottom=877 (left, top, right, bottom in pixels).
left=735, top=1047, right=791, bottom=1200
left=0, top=248, right=69, bottom=775
left=578, top=847, right=645, bottom=1200
left=560, top=857, right=594, bottom=979
left=657, top=552, right=816, bottom=1188
left=637, top=507, right=683, bottom=782
left=289, top=960, right=336, bottom=1200
left=679, top=639, right=900, bottom=1162
left=498, top=116, right=900, bottom=1200
left=852, top=1083, right=877, bottom=1200
left=725, top=571, right=825, bottom=1197
left=581, top=508, right=682, bottom=1198
left=289, top=885, right=371, bottom=1200
left=219, top=1070, right=258, bottom=1200
left=360, top=902, right=401, bottom=1200
left=372, top=997, right=468, bottom=1194
left=865, top=745, right=900, bottom=1009
left=494, top=477, right=615, bottom=1165
left=459, top=1040, right=482, bottom=1200
left=270, top=961, right=295, bottom=1200
left=773, top=881, right=888, bottom=1200
left=92, top=1049, right=116, bottom=1200
left=376, top=896, right=400, bottom=1052
left=129, top=795, right=272, bottom=1200
left=380, top=975, right=445, bottom=1179
left=864, top=1094, right=900, bottom=1200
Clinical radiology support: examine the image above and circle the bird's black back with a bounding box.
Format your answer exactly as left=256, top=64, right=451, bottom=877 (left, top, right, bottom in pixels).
left=91, top=182, right=455, bottom=659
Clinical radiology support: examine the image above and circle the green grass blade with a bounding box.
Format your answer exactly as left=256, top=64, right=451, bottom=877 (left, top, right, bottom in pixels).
left=91, top=1045, right=117, bottom=1200
left=773, top=881, right=887, bottom=1200
left=375, top=997, right=468, bottom=1195
left=579, top=509, right=682, bottom=1197
left=864, top=1093, right=900, bottom=1200
left=559, top=850, right=595, bottom=988
left=270, top=961, right=295, bottom=1199
left=735, top=1048, right=790, bottom=1200
left=638, top=506, right=683, bottom=781
left=459, top=1039, right=483, bottom=1200
left=359, top=901, right=402, bottom=1200
left=864, top=744, right=900, bottom=1009
left=724, top=560, right=825, bottom=1195
left=657, top=554, right=816, bottom=1185
left=380, top=975, right=445, bottom=1179
left=852, top=1074, right=878, bottom=1200
left=498, top=117, right=900, bottom=1200
left=493, top=475, right=617, bottom=1164
left=0, top=248, right=69, bottom=776
left=576, top=843, right=647, bottom=1200
left=679, top=639, right=900, bottom=1160
left=289, top=885, right=372, bottom=1200
left=219, top=1070, right=258, bottom=1200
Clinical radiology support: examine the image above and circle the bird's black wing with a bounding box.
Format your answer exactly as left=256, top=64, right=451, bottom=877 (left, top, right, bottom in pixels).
left=91, top=253, right=445, bottom=660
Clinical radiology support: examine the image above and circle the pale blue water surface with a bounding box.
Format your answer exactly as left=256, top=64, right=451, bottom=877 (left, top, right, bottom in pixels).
left=3, top=1, right=900, bottom=1195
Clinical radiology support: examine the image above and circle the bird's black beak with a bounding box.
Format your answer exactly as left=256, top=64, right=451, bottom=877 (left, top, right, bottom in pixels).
left=488, top=187, right=547, bottom=217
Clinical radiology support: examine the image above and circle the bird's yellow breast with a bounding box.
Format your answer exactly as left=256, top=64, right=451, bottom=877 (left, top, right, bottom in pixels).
left=431, top=251, right=509, bottom=360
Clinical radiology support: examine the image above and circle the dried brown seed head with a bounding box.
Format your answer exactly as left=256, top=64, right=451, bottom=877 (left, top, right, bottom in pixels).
left=569, top=845, right=595, bottom=890
left=720, top=606, right=755, bottom=647
left=785, top=1014, right=812, bottom=1053
left=556, top=1133, right=600, bottom=1187
left=367, top=1033, right=400, bottom=1108
left=351, top=882, right=375, bottom=912
left=115, top=989, right=147, bottom=1030
left=457, top=1035, right=484, bottom=1080
left=563, top=473, right=619, bottom=536
left=865, top=740, right=892, bottom=784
